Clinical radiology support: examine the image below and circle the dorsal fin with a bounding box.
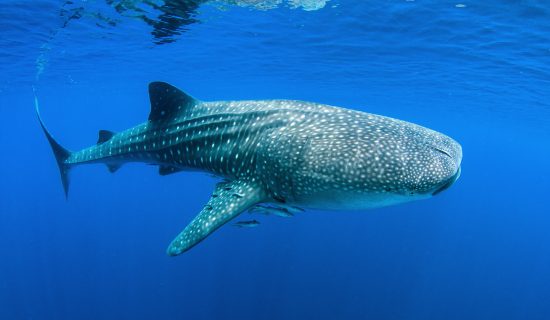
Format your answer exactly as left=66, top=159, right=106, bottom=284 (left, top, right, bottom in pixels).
left=148, top=82, right=197, bottom=122
left=97, top=130, right=115, bottom=144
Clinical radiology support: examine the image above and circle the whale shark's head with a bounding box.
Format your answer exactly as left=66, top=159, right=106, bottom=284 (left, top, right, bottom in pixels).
left=356, top=119, right=463, bottom=207
left=399, top=129, right=462, bottom=197
left=292, top=115, right=462, bottom=210
left=354, top=122, right=462, bottom=208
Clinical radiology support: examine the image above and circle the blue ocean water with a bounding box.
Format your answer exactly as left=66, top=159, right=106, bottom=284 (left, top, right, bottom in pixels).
left=1, top=0, right=549, bottom=319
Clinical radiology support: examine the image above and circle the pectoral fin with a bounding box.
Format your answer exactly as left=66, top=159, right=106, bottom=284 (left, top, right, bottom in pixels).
left=167, top=179, right=266, bottom=256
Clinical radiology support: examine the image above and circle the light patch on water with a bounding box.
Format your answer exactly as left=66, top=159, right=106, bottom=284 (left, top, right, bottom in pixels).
left=31, top=0, right=331, bottom=79
left=225, top=0, right=328, bottom=11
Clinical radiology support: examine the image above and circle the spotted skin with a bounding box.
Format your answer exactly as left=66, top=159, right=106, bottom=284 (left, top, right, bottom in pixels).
left=167, top=179, right=266, bottom=255
left=37, top=82, right=462, bottom=256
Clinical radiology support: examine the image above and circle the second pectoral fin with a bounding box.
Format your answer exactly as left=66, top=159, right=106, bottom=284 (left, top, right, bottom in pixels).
left=166, top=179, right=267, bottom=256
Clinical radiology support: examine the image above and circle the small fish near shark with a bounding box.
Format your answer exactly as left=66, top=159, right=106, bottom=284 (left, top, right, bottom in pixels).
left=233, top=220, right=261, bottom=228
left=249, top=204, right=298, bottom=218
left=36, top=82, right=462, bottom=256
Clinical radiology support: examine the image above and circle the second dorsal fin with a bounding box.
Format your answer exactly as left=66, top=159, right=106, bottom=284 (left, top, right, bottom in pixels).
left=97, top=130, right=115, bottom=144
left=148, top=82, right=198, bottom=122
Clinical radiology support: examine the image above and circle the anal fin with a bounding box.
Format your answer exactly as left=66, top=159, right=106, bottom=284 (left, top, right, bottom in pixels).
left=167, top=179, right=267, bottom=256
left=159, top=165, right=184, bottom=176
left=107, top=164, right=122, bottom=173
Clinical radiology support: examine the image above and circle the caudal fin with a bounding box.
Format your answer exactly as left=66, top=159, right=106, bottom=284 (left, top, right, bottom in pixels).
left=34, top=88, right=72, bottom=198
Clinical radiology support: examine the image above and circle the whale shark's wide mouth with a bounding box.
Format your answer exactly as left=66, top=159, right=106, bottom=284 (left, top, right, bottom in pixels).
left=432, top=167, right=461, bottom=196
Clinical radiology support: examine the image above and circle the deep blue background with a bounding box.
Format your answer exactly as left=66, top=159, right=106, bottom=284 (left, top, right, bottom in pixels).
left=1, top=1, right=549, bottom=319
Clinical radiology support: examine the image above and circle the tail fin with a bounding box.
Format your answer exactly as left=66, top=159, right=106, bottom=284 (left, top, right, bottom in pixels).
left=34, top=88, right=72, bottom=198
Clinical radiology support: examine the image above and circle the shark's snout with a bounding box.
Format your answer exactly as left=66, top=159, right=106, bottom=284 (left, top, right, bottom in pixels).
left=432, top=166, right=461, bottom=196
left=400, top=131, right=462, bottom=197
left=426, top=137, right=462, bottom=196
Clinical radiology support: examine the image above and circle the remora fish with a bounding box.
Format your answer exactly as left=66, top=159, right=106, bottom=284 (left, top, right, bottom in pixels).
left=249, top=205, right=295, bottom=218
left=37, top=82, right=462, bottom=256
left=233, top=220, right=261, bottom=228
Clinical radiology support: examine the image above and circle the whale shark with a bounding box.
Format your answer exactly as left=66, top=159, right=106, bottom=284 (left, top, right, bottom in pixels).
left=37, top=82, right=462, bottom=256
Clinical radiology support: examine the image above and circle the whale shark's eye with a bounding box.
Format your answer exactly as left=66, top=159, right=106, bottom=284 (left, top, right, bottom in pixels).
left=432, top=147, right=452, bottom=158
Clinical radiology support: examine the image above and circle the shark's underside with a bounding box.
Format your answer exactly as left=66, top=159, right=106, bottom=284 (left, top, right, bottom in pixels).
left=37, top=82, right=462, bottom=256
